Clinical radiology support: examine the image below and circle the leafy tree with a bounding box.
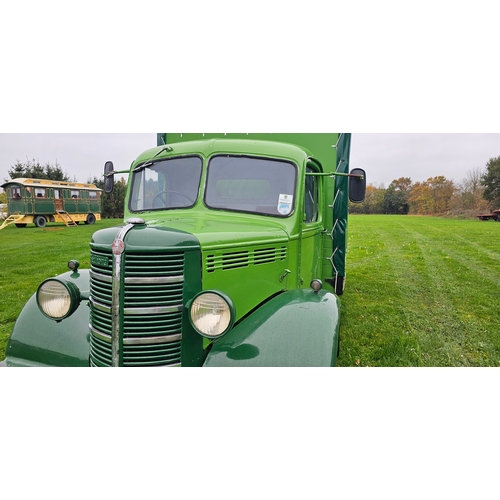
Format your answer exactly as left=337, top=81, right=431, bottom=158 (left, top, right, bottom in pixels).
left=8, top=159, right=71, bottom=181
left=383, top=177, right=412, bottom=214
left=89, top=175, right=127, bottom=219
left=481, top=156, right=500, bottom=209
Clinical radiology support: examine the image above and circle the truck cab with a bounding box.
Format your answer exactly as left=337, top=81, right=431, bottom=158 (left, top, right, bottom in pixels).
left=1, top=133, right=365, bottom=367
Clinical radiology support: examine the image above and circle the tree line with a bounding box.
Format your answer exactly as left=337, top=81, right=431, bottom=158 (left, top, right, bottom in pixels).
left=5, top=155, right=500, bottom=219
left=350, top=156, right=500, bottom=217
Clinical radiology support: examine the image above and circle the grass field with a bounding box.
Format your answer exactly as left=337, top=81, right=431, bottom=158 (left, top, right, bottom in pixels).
left=339, top=215, right=500, bottom=366
left=1, top=215, right=499, bottom=366
left=0, top=219, right=122, bottom=359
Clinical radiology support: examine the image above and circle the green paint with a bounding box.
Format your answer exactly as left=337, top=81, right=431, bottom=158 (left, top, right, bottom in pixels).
left=4, top=134, right=359, bottom=367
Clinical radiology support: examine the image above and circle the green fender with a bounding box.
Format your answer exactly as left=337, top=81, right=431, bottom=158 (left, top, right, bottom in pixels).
left=203, top=289, right=340, bottom=367
left=4, top=270, right=91, bottom=367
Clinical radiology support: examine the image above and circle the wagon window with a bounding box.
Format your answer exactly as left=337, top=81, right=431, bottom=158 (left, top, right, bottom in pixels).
left=71, top=190, right=80, bottom=199
left=89, top=191, right=99, bottom=199
left=11, top=187, right=21, bottom=199
left=35, top=188, right=46, bottom=198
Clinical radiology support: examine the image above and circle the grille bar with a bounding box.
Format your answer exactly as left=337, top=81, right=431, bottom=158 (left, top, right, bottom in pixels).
left=89, top=240, right=186, bottom=366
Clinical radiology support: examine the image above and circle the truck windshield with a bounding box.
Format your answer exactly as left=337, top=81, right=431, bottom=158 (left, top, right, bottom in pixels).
left=129, top=156, right=202, bottom=211
left=205, top=156, right=297, bottom=217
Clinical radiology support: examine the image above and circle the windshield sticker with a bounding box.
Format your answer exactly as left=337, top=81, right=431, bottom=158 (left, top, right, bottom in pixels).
left=278, top=194, right=293, bottom=215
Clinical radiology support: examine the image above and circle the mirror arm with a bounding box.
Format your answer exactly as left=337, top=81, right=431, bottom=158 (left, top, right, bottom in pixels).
left=103, top=169, right=129, bottom=178
left=306, top=171, right=364, bottom=180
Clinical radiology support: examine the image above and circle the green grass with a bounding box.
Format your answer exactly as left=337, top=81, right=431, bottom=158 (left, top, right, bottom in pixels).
left=2, top=215, right=500, bottom=366
left=338, top=215, right=500, bottom=366
left=0, top=219, right=122, bottom=359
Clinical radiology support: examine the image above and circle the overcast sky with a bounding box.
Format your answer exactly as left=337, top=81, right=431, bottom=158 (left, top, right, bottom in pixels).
left=3, top=2, right=500, bottom=487
left=1, top=133, right=498, bottom=188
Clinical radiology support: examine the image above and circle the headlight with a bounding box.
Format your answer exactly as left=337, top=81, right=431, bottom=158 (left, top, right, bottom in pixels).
left=37, top=278, right=81, bottom=321
left=189, top=291, right=235, bottom=339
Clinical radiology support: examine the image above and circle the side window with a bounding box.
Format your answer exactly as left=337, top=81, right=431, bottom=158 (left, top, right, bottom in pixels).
left=11, top=187, right=21, bottom=199
left=71, top=190, right=80, bottom=199
left=304, top=166, right=318, bottom=223
left=35, top=188, right=46, bottom=198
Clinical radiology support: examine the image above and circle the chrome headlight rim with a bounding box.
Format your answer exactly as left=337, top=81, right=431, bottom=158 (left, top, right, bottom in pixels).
left=189, top=290, right=236, bottom=339
left=36, top=278, right=81, bottom=321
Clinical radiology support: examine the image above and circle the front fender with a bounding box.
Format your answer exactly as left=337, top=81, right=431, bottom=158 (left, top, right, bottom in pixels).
left=3, top=270, right=92, bottom=367
left=204, top=289, right=340, bottom=367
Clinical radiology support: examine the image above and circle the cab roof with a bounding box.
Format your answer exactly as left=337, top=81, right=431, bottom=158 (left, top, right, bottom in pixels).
left=133, top=138, right=316, bottom=169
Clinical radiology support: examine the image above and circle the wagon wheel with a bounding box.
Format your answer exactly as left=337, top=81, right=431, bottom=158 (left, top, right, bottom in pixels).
left=34, top=215, right=47, bottom=228
left=85, top=213, right=96, bottom=225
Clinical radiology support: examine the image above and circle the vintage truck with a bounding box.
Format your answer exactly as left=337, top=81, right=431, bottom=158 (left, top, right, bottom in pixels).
left=0, top=133, right=365, bottom=367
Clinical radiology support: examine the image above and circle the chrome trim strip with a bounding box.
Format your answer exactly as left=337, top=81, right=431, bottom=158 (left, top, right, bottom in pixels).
left=124, top=275, right=184, bottom=285
left=123, top=334, right=182, bottom=345
left=89, top=297, right=112, bottom=313
left=91, top=326, right=182, bottom=346
left=111, top=223, right=136, bottom=366
left=90, top=270, right=113, bottom=283
left=90, top=295, right=183, bottom=315
left=123, top=304, right=183, bottom=315
left=90, top=326, right=112, bottom=343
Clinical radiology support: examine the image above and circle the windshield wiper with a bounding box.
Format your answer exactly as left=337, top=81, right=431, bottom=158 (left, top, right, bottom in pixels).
left=133, top=145, right=173, bottom=172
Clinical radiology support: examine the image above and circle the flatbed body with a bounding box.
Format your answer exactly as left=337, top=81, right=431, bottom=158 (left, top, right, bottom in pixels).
left=477, top=209, right=500, bottom=221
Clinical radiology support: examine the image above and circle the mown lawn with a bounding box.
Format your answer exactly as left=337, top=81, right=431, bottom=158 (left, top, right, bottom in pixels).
left=338, top=215, right=500, bottom=366
left=1, top=215, right=499, bottom=366
left=0, top=219, right=122, bottom=359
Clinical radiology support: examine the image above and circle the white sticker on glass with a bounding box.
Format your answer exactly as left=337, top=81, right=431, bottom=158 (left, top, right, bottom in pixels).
left=277, top=194, right=293, bottom=215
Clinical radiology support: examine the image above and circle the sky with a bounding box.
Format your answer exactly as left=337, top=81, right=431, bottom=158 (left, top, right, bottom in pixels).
left=1, top=133, right=498, bottom=188
left=2, top=3, right=500, bottom=488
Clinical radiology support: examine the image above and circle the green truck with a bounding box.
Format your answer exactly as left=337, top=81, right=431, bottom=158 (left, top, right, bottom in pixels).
left=1, top=133, right=365, bottom=367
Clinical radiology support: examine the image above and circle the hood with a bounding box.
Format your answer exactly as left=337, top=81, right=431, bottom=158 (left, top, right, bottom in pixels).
left=141, top=210, right=291, bottom=249
left=90, top=222, right=201, bottom=252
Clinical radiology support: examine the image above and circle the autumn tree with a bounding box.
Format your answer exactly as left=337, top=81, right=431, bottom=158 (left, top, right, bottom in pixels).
left=450, top=166, right=489, bottom=215
left=408, top=181, right=433, bottom=214
left=408, top=177, right=454, bottom=215
left=427, top=176, right=455, bottom=213
left=349, top=183, right=385, bottom=214
left=481, top=156, right=500, bottom=209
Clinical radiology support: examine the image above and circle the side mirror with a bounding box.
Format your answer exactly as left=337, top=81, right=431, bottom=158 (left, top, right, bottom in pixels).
left=104, top=161, right=115, bottom=194
left=349, top=168, right=366, bottom=203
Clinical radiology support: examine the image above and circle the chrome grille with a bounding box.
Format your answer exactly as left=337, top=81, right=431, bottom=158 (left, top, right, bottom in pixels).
left=89, top=248, right=185, bottom=367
